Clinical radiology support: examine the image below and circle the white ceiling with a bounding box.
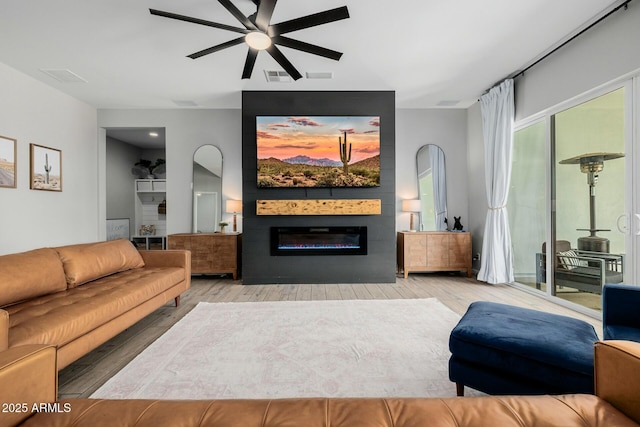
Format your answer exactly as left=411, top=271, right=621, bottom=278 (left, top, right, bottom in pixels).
left=0, top=0, right=621, bottom=111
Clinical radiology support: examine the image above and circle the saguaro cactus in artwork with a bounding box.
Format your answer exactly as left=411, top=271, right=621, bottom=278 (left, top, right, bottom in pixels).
left=44, top=153, right=52, bottom=184
left=338, top=131, right=351, bottom=174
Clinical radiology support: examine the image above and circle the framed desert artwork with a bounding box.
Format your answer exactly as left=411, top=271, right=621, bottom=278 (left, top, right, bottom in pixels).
left=30, top=143, right=62, bottom=191
left=0, top=135, right=17, bottom=189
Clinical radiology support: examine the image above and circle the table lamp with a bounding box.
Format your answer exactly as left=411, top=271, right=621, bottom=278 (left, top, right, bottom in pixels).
left=402, top=199, right=422, bottom=232
left=225, top=200, right=242, bottom=232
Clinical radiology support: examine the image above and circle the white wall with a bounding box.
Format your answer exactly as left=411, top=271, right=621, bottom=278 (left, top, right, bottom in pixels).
left=0, top=63, right=98, bottom=255
left=105, top=136, right=139, bottom=224
left=396, top=109, right=469, bottom=232
left=515, top=1, right=640, bottom=120
left=100, top=107, right=468, bottom=237
left=98, top=109, right=242, bottom=236
left=465, top=1, right=640, bottom=268
left=465, top=102, right=486, bottom=270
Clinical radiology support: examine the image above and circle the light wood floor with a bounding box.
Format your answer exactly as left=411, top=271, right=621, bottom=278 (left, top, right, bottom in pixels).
left=58, top=273, right=602, bottom=399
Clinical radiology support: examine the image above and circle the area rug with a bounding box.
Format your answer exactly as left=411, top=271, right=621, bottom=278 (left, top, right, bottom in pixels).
left=92, top=298, right=462, bottom=399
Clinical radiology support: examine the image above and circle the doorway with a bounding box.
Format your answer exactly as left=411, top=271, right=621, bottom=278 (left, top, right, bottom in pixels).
left=105, top=128, right=166, bottom=243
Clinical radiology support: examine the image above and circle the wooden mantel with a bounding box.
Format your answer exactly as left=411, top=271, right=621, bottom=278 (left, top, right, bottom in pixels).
left=256, top=199, right=382, bottom=215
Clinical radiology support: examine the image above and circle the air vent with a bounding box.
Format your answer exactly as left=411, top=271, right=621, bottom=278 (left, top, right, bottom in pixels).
left=173, top=100, right=198, bottom=107
left=305, top=71, right=333, bottom=79
left=264, top=70, right=293, bottom=83
left=39, top=69, right=87, bottom=83
left=436, top=100, right=460, bottom=107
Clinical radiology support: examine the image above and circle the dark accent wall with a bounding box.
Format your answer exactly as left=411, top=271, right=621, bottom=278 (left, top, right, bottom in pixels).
left=242, top=91, right=396, bottom=284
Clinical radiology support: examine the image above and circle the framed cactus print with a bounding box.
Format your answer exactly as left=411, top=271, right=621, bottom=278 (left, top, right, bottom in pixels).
left=0, top=135, right=17, bottom=189
left=256, top=116, right=380, bottom=188
left=30, top=143, right=62, bottom=191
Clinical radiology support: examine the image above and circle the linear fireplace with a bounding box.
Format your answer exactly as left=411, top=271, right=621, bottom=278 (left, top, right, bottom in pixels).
left=271, top=226, right=367, bottom=256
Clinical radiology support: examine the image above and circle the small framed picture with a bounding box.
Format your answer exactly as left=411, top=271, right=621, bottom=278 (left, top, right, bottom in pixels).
left=30, top=143, right=62, bottom=191
left=106, top=218, right=131, bottom=241
left=0, top=135, right=17, bottom=189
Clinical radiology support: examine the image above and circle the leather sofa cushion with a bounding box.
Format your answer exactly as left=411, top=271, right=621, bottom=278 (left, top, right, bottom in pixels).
left=5, top=267, right=184, bottom=348
left=56, top=239, right=145, bottom=288
left=0, top=248, right=67, bottom=307
left=22, top=395, right=640, bottom=427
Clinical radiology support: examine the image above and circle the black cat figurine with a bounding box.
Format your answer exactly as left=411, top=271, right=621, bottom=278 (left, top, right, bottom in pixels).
left=453, top=216, right=464, bottom=231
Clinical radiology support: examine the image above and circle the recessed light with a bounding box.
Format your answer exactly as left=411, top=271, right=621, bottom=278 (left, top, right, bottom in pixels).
left=149, top=132, right=159, bottom=137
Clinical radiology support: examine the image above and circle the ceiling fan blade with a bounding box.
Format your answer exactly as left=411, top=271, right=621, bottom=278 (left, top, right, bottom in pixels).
left=268, top=6, right=349, bottom=36
left=255, top=0, right=277, bottom=31
left=272, top=36, right=342, bottom=61
left=187, top=37, right=245, bottom=59
left=242, top=48, right=259, bottom=79
left=266, top=45, right=302, bottom=80
left=218, top=0, right=258, bottom=31
left=149, top=9, right=248, bottom=34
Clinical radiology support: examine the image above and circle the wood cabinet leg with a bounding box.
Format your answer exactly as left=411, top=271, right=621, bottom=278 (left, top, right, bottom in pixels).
left=174, top=296, right=180, bottom=307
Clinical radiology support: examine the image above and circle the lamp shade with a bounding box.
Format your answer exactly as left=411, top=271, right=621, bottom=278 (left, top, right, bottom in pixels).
left=402, top=199, right=421, bottom=212
left=226, top=200, right=242, bottom=213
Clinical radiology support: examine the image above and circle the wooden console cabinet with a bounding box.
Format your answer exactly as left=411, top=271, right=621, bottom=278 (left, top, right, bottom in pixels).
left=397, top=231, right=472, bottom=278
left=167, top=233, right=241, bottom=279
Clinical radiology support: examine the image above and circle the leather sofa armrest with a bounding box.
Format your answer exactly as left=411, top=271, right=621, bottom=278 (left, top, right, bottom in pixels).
left=139, top=250, right=190, bottom=269
left=0, top=310, right=8, bottom=352
left=0, top=345, right=57, bottom=427
left=595, top=340, right=640, bottom=425
left=139, top=250, right=191, bottom=279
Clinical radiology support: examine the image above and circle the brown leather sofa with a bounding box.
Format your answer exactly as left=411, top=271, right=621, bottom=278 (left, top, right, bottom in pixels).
left=0, top=239, right=190, bottom=370
left=1, top=340, right=639, bottom=427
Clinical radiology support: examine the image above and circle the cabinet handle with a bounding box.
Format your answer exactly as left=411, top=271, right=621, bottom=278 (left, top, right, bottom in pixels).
left=616, top=214, right=628, bottom=234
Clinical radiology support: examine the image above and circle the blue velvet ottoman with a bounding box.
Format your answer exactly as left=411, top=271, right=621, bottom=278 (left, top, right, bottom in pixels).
left=449, top=301, right=599, bottom=396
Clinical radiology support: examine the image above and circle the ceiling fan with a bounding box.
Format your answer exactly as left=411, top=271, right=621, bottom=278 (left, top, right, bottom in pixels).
left=150, top=0, right=349, bottom=80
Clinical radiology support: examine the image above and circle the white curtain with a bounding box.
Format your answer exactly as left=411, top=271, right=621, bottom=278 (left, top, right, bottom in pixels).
left=477, top=79, right=515, bottom=284
left=429, top=145, right=448, bottom=231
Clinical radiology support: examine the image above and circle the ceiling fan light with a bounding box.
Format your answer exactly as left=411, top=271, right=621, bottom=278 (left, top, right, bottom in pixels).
left=245, top=31, right=271, bottom=50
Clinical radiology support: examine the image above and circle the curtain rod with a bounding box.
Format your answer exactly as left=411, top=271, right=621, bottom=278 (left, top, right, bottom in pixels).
left=482, top=0, right=632, bottom=95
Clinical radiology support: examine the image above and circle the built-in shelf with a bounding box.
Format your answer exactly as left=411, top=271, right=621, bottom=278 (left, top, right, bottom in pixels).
left=256, top=199, right=382, bottom=215
left=134, top=179, right=166, bottom=238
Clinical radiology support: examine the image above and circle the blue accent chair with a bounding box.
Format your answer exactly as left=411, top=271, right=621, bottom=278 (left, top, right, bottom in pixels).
left=603, top=283, right=640, bottom=342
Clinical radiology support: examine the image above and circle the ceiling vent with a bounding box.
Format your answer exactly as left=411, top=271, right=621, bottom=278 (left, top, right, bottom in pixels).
left=436, top=100, right=460, bottom=107
left=173, top=100, right=198, bottom=107
left=264, top=70, right=293, bottom=83
left=306, top=71, right=333, bottom=79
left=39, top=69, right=87, bottom=83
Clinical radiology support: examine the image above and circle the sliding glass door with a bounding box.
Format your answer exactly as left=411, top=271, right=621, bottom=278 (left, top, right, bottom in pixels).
left=552, top=87, right=628, bottom=310
left=509, top=121, right=546, bottom=290
left=510, top=80, right=636, bottom=313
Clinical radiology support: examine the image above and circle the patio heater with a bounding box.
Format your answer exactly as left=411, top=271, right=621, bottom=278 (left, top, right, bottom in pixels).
left=559, top=152, right=624, bottom=253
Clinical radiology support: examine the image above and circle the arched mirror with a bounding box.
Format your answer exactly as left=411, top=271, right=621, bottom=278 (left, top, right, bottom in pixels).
left=193, top=145, right=223, bottom=233
left=416, top=144, right=448, bottom=231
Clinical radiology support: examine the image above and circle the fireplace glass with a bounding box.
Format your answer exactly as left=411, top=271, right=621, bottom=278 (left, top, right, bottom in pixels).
left=271, top=227, right=367, bottom=256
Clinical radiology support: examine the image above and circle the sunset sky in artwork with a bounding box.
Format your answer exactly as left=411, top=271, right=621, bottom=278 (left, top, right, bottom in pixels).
left=257, top=116, right=380, bottom=162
